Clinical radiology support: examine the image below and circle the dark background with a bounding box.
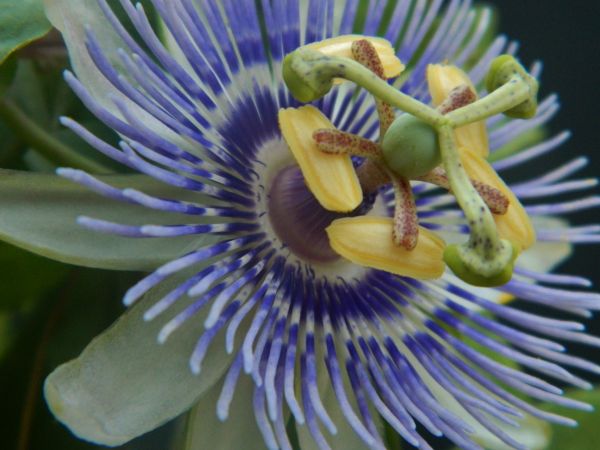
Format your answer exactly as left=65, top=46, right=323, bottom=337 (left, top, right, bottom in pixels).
left=487, top=0, right=600, bottom=283
left=487, top=0, right=600, bottom=383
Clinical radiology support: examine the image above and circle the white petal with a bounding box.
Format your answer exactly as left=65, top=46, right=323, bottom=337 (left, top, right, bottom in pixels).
left=182, top=374, right=267, bottom=450
left=44, top=272, right=236, bottom=447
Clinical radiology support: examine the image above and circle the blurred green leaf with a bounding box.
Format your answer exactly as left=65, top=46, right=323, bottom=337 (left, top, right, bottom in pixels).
left=0, top=54, right=17, bottom=96
left=0, top=312, right=16, bottom=360
left=0, top=267, right=174, bottom=450
left=488, top=127, right=547, bottom=163
left=0, top=0, right=52, bottom=64
left=3, top=59, right=123, bottom=172
left=543, top=388, right=600, bottom=450
left=0, top=241, right=69, bottom=311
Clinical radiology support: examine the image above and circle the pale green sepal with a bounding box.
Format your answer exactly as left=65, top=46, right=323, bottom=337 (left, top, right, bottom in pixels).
left=44, top=271, right=236, bottom=446
left=43, top=0, right=127, bottom=107
left=0, top=169, right=213, bottom=270
left=43, top=0, right=195, bottom=150
left=296, top=386, right=375, bottom=450
left=182, top=374, right=269, bottom=450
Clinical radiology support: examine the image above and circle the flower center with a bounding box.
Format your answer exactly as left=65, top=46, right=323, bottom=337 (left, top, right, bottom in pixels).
left=267, top=163, right=379, bottom=263
left=267, top=165, right=343, bottom=262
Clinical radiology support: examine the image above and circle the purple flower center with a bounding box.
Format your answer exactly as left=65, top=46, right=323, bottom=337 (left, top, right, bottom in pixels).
left=268, top=165, right=341, bottom=262
left=268, top=164, right=378, bottom=263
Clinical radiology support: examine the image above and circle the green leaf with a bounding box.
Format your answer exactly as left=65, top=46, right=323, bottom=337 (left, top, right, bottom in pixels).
left=6, top=59, right=58, bottom=125
left=0, top=313, right=16, bottom=361
left=543, top=388, right=600, bottom=450
left=0, top=0, right=52, bottom=65
left=0, top=169, right=218, bottom=271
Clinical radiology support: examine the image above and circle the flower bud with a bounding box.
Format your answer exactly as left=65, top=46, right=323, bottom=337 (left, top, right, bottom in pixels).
left=485, top=54, right=539, bottom=119
left=381, top=114, right=441, bottom=178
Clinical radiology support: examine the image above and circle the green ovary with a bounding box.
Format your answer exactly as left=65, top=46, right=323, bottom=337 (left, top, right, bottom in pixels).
left=381, top=114, right=441, bottom=178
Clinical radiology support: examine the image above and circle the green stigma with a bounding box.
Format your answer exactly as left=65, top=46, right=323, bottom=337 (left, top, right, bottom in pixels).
left=485, top=54, right=539, bottom=119
left=282, top=48, right=337, bottom=103
left=444, top=240, right=520, bottom=287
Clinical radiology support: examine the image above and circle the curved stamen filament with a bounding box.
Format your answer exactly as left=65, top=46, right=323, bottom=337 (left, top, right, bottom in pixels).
left=313, top=129, right=382, bottom=159
left=351, top=39, right=395, bottom=137
left=417, top=168, right=509, bottom=215
left=388, top=169, right=419, bottom=250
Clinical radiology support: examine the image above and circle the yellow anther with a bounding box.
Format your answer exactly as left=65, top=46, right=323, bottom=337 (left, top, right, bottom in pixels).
left=306, top=35, right=405, bottom=82
left=278, top=105, right=363, bottom=212
left=427, top=64, right=489, bottom=157
left=460, top=146, right=536, bottom=250
left=326, top=216, right=446, bottom=279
